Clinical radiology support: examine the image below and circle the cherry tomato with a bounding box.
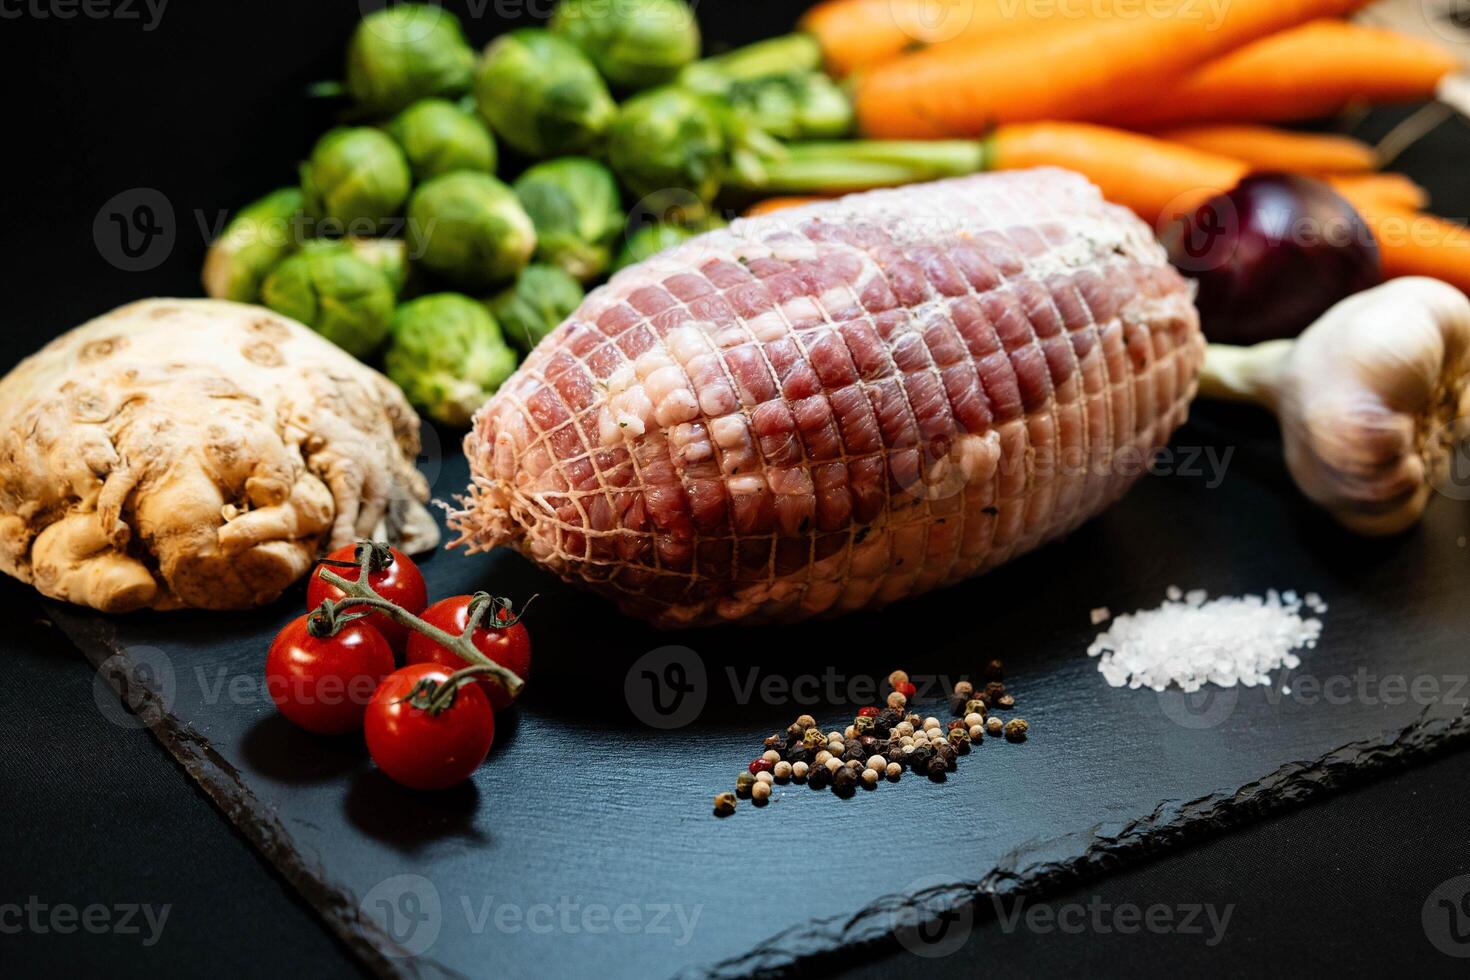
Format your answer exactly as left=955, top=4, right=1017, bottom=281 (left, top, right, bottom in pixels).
left=405, top=595, right=531, bottom=711
left=365, top=664, right=495, bottom=790
left=306, top=543, right=428, bottom=651
left=265, top=613, right=395, bottom=735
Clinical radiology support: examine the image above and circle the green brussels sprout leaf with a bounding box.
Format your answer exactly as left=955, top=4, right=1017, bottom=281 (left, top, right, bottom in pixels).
left=386, top=293, right=519, bottom=426
left=551, top=0, right=700, bottom=91
left=512, top=157, right=624, bottom=283
left=474, top=29, right=617, bottom=159
left=488, top=264, right=585, bottom=354
left=407, top=171, right=537, bottom=290
left=260, top=249, right=396, bottom=358
left=386, top=98, right=496, bottom=181
left=346, top=4, right=476, bottom=116
left=300, top=127, right=412, bottom=233
left=202, top=187, right=306, bottom=302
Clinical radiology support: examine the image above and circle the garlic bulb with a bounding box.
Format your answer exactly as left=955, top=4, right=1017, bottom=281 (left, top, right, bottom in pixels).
left=1199, top=277, right=1470, bottom=535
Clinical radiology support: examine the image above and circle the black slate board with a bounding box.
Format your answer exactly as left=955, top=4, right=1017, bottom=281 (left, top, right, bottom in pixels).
left=52, top=402, right=1470, bottom=979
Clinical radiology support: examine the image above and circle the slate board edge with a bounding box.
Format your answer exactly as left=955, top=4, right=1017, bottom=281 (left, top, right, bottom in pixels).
left=50, top=597, right=1470, bottom=980
left=688, top=707, right=1470, bottom=979
left=47, top=602, right=466, bottom=980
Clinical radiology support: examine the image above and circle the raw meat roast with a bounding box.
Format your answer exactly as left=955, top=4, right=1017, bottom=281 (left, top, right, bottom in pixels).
left=452, top=170, right=1204, bottom=626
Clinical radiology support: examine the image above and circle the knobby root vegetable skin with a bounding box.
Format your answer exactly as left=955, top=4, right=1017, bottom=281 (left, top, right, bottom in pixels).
left=853, top=0, right=1369, bottom=137
left=1199, top=279, right=1470, bottom=536
left=450, top=170, right=1203, bottom=627
left=1104, top=20, right=1459, bottom=129
left=0, top=299, right=438, bottom=612
left=989, top=123, right=1248, bottom=224
left=1157, top=125, right=1379, bottom=175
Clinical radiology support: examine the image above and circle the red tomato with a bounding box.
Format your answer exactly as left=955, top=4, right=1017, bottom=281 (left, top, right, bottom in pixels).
left=306, top=544, right=428, bottom=651
left=405, top=595, right=531, bottom=711
left=265, top=613, right=395, bottom=735
left=365, top=664, right=495, bottom=790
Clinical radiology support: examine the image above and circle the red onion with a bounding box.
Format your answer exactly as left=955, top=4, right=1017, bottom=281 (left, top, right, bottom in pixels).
left=1162, top=173, right=1381, bottom=345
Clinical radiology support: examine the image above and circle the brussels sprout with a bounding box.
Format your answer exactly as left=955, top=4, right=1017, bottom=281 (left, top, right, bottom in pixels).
left=385, top=293, right=518, bottom=426
left=345, top=4, right=476, bottom=117
left=407, top=172, right=537, bottom=290
left=300, top=127, right=412, bottom=232
left=202, top=187, right=306, bottom=302
left=489, top=264, right=585, bottom=353
left=606, top=87, right=726, bottom=222
left=612, top=214, right=725, bottom=272
left=724, top=72, right=854, bottom=141
left=512, top=158, right=623, bottom=283
left=677, top=33, right=824, bottom=95
left=385, top=98, right=496, bottom=181
left=260, top=249, right=395, bottom=358
left=551, top=0, right=700, bottom=91
left=474, top=29, right=617, bottom=159
left=303, top=237, right=415, bottom=297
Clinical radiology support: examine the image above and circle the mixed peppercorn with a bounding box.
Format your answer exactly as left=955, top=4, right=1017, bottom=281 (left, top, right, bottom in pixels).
left=713, top=661, right=1031, bottom=815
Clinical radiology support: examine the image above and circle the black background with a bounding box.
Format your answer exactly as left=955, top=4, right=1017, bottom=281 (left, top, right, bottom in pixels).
left=3, top=1, right=1470, bottom=977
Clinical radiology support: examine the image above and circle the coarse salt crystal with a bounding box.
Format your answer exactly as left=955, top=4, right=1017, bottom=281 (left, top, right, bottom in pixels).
left=1087, top=587, right=1324, bottom=693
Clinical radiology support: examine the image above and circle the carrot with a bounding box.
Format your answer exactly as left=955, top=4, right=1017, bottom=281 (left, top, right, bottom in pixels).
left=1106, top=21, right=1459, bottom=129
left=988, top=123, right=1248, bottom=224
left=1159, top=125, right=1378, bottom=175
left=1350, top=204, right=1470, bottom=295
left=1328, top=173, right=1430, bottom=214
left=744, top=196, right=829, bottom=217
left=854, top=0, right=1369, bottom=137
left=800, top=0, right=1105, bottom=77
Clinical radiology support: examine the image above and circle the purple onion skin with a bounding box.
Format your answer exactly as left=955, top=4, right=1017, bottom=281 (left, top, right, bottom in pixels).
left=1162, top=173, right=1382, bottom=345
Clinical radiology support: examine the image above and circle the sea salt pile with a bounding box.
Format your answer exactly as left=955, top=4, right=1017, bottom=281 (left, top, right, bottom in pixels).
left=1088, top=587, right=1327, bottom=692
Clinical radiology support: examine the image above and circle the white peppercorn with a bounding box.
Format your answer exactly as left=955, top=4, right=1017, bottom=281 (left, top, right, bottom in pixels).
left=886, top=691, right=907, bottom=711
left=773, top=760, right=793, bottom=781
left=796, top=714, right=816, bottom=729
left=751, top=780, right=771, bottom=803
left=791, top=761, right=809, bottom=780
left=756, top=770, right=773, bottom=785
left=867, top=754, right=887, bottom=771
left=825, top=756, right=843, bottom=774
left=814, top=750, right=833, bottom=766
left=761, top=749, right=780, bottom=764
left=922, top=716, right=941, bottom=731
left=888, top=669, right=909, bottom=689
left=964, top=712, right=985, bottom=728
left=861, top=767, right=880, bottom=788
left=885, top=761, right=902, bottom=779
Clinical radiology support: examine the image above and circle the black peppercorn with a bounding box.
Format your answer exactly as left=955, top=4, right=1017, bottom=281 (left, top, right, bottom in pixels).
left=785, top=746, right=810, bottom=766
left=926, top=757, right=947, bottom=780
left=832, top=765, right=858, bottom=796
left=859, top=734, right=879, bottom=753
left=984, top=681, right=1006, bottom=702
left=842, top=743, right=865, bottom=763
left=935, top=742, right=958, bottom=769
left=947, top=694, right=969, bottom=717
left=807, top=763, right=832, bottom=789
left=985, top=659, right=1004, bottom=680
left=910, top=743, right=933, bottom=770
left=764, top=733, right=785, bottom=750
left=786, top=722, right=806, bottom=741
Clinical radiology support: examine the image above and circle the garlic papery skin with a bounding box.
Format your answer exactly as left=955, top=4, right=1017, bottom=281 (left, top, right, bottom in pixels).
left=1199, top=277, right=1470, bottom=536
